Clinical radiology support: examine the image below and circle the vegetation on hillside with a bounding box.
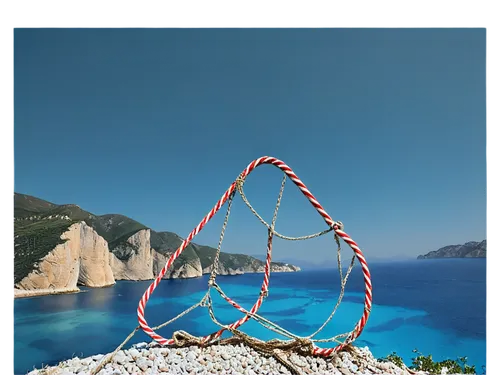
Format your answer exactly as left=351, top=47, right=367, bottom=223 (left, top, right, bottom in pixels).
left=14, top=194, right=98, bottom=282
left=14, top=193, right=58, bottom=218
left=14, top=219, right=73, bottom=283
left=194, top=245, right=274, bottom=272
left=14, top=192, right=300, bottom=283
left=92, top=214, right=147, bottom=245
left=150, top=231, right=205, bottom=269
left=14, top=194, right=149, bottom=270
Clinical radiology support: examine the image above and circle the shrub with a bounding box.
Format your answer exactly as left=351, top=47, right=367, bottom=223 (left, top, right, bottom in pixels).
left=380, top=348, right=478, bottom=374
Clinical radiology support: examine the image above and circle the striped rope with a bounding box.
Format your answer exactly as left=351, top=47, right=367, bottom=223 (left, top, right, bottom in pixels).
left=136, top=156, right=373, bottom=356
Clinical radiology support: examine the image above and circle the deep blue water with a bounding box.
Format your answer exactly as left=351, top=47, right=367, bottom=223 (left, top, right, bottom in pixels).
left=14, top=259, right=486, bottom=374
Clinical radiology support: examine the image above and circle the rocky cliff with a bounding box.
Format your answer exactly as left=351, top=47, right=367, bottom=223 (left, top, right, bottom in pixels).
left=14, top=193, right=300, bottom=298
left=153, top=250, right=203, bottom=279
left=417, top=240, right=486, bottom=259
left=109, top=229, right=154, bottom=280
left=194, top=245, right=301, bottom=276
left=15, top=222, right=115, bottom=297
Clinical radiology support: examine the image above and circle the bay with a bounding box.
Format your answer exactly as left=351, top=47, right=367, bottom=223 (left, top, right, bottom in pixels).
left=14, top=259, right=486, bottom=374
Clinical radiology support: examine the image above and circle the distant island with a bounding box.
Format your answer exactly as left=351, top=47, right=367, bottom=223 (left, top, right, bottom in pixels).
left=14, top=193, right=300, bottom=298
left=417, top=240, right=486, bottom=259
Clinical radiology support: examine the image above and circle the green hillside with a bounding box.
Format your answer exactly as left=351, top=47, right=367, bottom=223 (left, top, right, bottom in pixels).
left=14, top=192, right=299, bottom=284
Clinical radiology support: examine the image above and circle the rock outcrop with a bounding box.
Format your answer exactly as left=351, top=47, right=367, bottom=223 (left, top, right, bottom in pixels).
left=109, top=230, right=154, bottom=280
left=269, top=263, right=301, bottom=273
left=417, top=240, right=486, bottom=259
left=15, top=222, right=115, bottom=297
left=201, top=260, right=301, bottom=276
left=78, top=223, right=115, bottom=287
left=153, top=250, right=203, bottom=279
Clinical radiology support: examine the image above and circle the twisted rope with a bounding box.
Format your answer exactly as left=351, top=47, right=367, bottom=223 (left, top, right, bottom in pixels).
left=236, top=174, right=334, bottom=241
left=88, top=156, right=374, bottom=374
left=91, top=294, right=208, bottom=374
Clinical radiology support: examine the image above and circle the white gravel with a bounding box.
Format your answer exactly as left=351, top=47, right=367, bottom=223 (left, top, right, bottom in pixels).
left=25, top=342, right=465, bottom=375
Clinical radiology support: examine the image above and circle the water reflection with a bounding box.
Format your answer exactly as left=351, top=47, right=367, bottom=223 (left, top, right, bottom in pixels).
left=41, top=292, right=80, bottom=311
left=78, top=286, right=115, bottom=309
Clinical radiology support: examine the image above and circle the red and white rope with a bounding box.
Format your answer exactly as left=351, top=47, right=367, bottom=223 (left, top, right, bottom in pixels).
left=137, top=156, right=372, bottom=355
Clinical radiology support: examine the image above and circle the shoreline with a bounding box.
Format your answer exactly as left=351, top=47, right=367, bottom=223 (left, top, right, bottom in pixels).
left=13, top=269, right=301, bottom=299
left=14, top=287, right=81, bottom=299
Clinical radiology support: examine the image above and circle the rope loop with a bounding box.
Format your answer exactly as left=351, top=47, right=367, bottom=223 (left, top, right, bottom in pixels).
left=200, top=294, right=210, bottom=308
left=235, top=173, right=246, bottom=189
left=127, top=156, right=373, bottom=370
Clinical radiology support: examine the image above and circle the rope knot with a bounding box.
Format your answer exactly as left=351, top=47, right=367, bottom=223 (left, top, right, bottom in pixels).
left=235, top=174, right=246, bottom=190
left=333, top=221, right=344, bottom=231
left=172, top=330, right=202, bottom=347
left=200, top=295, right=210, bottom=307
left=208, top=278, right=215, bottom=286
left=296, top=337, right=314, bottom=351
left=260, top=289, right=269, bottom=298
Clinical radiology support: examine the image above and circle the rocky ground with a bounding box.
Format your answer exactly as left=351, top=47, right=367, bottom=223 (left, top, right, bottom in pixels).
left=26, top=342, right=464, bottom=375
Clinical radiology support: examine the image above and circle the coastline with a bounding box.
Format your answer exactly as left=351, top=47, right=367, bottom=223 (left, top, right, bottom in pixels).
left=14, top=286, right=81, bottom=299
left=13, top=269, right=300, bottom=299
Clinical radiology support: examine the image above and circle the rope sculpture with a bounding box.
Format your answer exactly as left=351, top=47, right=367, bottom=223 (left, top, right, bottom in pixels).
left=91, top=156, right=373, bottom=375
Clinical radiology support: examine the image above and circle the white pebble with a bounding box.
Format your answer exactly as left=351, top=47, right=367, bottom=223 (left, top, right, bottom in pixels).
left=26, top=342, right=419, bottom=375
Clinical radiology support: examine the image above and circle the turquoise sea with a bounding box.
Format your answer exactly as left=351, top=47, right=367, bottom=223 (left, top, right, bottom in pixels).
left=14, top=259, right=486, bottom=374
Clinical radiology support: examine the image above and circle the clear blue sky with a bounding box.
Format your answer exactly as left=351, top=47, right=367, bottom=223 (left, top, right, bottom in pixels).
left=14, top=29, right=486, bottom=263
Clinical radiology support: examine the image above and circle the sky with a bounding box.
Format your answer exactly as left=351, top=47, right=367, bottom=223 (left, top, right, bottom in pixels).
left=14, top=28, right=486, bottom=264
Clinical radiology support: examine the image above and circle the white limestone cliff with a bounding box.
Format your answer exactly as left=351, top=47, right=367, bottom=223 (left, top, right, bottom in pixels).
left=14, top=225, right=300, bottom=298
left=152, top=250, right=203, bottom=279
left=15, top=222, right=115, bottom=298
left=109, top=229, right=154, bottom=280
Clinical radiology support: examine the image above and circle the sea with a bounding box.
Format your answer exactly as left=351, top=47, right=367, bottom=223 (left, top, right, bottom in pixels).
left=14, top=259, right=486, bottom=374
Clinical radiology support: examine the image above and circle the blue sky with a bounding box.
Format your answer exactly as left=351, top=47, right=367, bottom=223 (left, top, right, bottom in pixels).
left=14, top=28, right=486, bottom=263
